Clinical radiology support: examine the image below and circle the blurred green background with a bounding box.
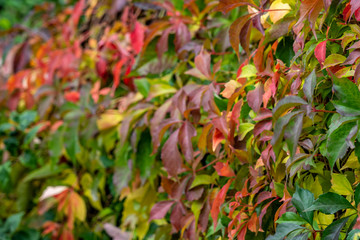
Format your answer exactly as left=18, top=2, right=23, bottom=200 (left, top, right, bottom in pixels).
left=0, top=0, right=71, bottom=30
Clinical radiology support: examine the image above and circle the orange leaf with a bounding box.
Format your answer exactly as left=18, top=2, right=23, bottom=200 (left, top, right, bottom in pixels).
left=64, top=91, right=80, bottom=103
left=211, top=179, right=233, bottom=228
left=214, top=161, right=235, bottom=177
left=229, top=15, right=252, bottom=59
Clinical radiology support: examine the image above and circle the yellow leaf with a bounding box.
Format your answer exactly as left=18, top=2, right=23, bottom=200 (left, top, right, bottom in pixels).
left=70, top=192, right=87, bottom=221
left=97, top=110, right=123, bottom=131
left=221, top=80, right=241, bottom=99
left=269, top=0, right=291, bottom=24
left=341, top=151, right=360, bottom=170
left=239, top=65, right=257, bottom=78
left=331, top=173, right=353, bottom=196
left=316, top=212, right=334, bottom=230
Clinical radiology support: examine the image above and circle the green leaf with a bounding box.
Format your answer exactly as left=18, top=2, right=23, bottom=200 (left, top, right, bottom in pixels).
left=23, top=163, right=67, bottom=182
left=275, top=36, right=295, bottom=67
left=0, top=162, right=12, bottom=193
left=266, top=223, right=304, bottom=240
left=304, top=192, right=354, bottom=214
left=190, top=174, right=214, bottom=189
left=284, top=112, right=304, bottom=158
left=326, top=121, right=357, bottom=169
left=23, top=124, right=41, bottom=146
left=272, top=96, right=307, bottom=122
left=271, top=111, right=303, bottom=158
left=355, top=184, right=360, bottom=207
left=332, top=77, right=360, bottom=116
left=303, top=70, right=316, bottom=102
left=347, top=229, right=360, bottom=240
left=214, top=94, right=228, bottom=112
left=322, top=216, right=349, bottom=240
left=134, top=78, right=150, bottom=98
left=291, top=185, right=314, bottom=225
left=323, top=54, right=347, bottom=68
left=136, top=129, right=155, bottom=177
left=3, top=212, right=24, bottom=233
left=276, top=212, right=308, bottom=226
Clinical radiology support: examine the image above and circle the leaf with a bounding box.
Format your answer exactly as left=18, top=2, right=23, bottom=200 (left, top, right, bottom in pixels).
left=269, top=0, right=291, bottom=24
left=39, top=186, right=68, bottom=201
left=303, top=70, right=317, bottom=102
left=271, top=111, right=303, bottom=157
left=343, top=50, right=360, bottom=66
left=195, top=49, right=212, bottom=79
left=211, top=179, right=232, bottom=228
left=293, top=0, right=324, bottom=34
left=322, top=216, right=349, bottom=240
left=284, top=112, right=304, bottom=158
left=215, top=0, right=255, bottom=14
left=239, top=64, right=257, bottom=78
left=304, top=192, right=354, bottom=214
left=104, top=223, right=132, bottom=240
left=178, top=121, right=196, bottom=163
left=214, top=162, right=235, bottom=177
left=161, top=129, right=184, bottom=177
left=314, top=41, right=327, bottom=64
left=246, top=83, right=264, bottom=113
left=331, top=173, right=353, bottom=195
left=136, top=129, right=155, bottom=177
left=190, top=175, right=214, bottom=189
left=266, top=223, right=305, bottom=240
left=221, top=80, right=241, bottom=98
left=70, top=191, right=87, bottom=221
left=347, top=229, right=360, bottom=240
left=326, top=121, right=357, bottom=169
left=64, top=91, right=80, bottom=103
left=323, top=54, right=347, bottom=68
left=229, top=15, right=252, bottom=59
left=332, top=77, right=360, bottom=116
left=130, top=22, right=145, bottom=54
left=291, top=186, right=315, bottom=225
left=350, top=0, right=360, bottom=16
left=275, top=36, right=295, bottom=66
left=149, top=200, right=174, bottom=221
left=355, top=184, right=360, bottom=207
left=3, top=212, right=24, bottom=234
left=276, top=212, right=308, bottom=226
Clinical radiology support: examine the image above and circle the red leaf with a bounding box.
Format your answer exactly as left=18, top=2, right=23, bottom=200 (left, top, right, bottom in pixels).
left=161, top=129, right=184, bottom=177
left=130, top=22, right=145, bottom=54
left=72, top=0, right=85, bottom=28
left=211, top=179, right=233, bottom=228
left=96, top=56, right=108, bottom=81
left=355, top=7, right=360, bottom=21
left=156, top=28, right=171, bottom=58
left=293, top=0, right=324, bottom=35
left=214, top=161, right=235, bottom=177
left=112, top=59, right=126, bottom=94
left=64, top=91, right=80, bottom=103
left=240, top=19, right=252, bottom=56
left=314, top=40, right=327, bottom=64
left=174, top=22, right=191, bottom=52
left=343, top=3, right=351, bottom=22
left=149, top=201, right=174, bottom=221
left=170, top=202, right=187, bottom=231
left=178, top=121, right=196, bottom=163
left=350, top=0, right=360, bottom=16
left=246, top=83, right=264, bottom=113
left=212, top=128, right=225, bottom=151
left=254, top=120, right=272, bottom=137
left=195, top=48, right=212, bottom=79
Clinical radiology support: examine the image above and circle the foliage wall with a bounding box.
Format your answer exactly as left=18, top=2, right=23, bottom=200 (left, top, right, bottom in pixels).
left=2, top=0, right=360, bottom=239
